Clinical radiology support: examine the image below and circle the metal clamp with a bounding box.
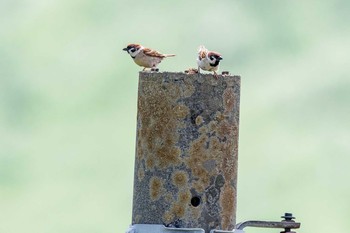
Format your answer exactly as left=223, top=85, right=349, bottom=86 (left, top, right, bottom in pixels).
left=126, top=224, right=205, bottom=233
left=235, top=213, right=301, bottom=233
left=126, top=213, right=300, bottom=233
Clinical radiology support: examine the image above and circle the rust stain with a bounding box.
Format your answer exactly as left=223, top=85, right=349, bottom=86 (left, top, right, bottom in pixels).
left=225, top=77, right=236, bottom=87
left=149, top=177, right=164, bottom=201
left=209, top=137, right=221, bottom=151
left=165, top=192, right=174, bottom=203
left=138, top=80, right=182, bottom=170
left=178, top=191, right=191, bottom=203
left=221, top=141, right=236, bottom=180
left=173, top=104, right=190, bottom=119
left=136, top=139, right=143, bottom=160
left=198, top=125, right=209, bottom=134
left=208, top=120, right=218, bottom=133
left=187, top=134, right=210, bottom=190
left=156, top=146, right=181, bottom=168
left=134, top=214, right=141, bottom=223
left=217, top=121, right=235, bottom=139
left=164, top=137, right=175, bottom=147
left=163, top=211, right=175, bottom=224
left=134, top=73, right=240, bottom=229
left=220, top=184, right=235, bottom=230
left=193, top=181, right=205, bottom=193
left=215, top=111, right=225, bottom=122
left=165, top=83, right=181, bottom=100
left=178, top=121, right=186, bottom=129
left=190, top=203, right=201, bottom=219
left=172, top=203, right=186, bottom=218
left=145, top=156, right=155, bottom=170
left=163, top=190, right=191, bottom=223
left=137, top=167, right=145, bottom=181
left=172, top=171, right=188, bottom=188
left=223, top=88, right=235, bottom=113
left=182, top=80, right=195, bottom=97
left=195, top=115, right=204, bottom=126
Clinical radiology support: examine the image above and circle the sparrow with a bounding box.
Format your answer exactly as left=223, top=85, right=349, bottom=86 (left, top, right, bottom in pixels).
left=123, top=44, right=175, bottom=71
left=197, top=45, right=223, bottom=79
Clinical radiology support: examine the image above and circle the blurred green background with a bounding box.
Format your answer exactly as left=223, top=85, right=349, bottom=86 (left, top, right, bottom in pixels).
left=1, top=0, right=349, bottom=233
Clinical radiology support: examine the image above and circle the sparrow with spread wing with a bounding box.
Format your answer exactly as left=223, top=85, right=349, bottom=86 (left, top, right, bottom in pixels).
left=197, top=45, right=223, bottom=79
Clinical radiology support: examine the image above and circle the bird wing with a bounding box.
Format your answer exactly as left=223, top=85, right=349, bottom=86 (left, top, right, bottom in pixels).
left=143, top=48, right=166, bottom=58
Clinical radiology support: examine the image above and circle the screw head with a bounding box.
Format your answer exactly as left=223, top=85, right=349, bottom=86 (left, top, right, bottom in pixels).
left=281, top=213, right=295, bottom=221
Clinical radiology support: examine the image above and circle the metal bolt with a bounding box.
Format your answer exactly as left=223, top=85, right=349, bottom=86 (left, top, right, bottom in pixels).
left=281, top=213, right=295, bottom=221
left=281, top=213, right=296, bottom=233
left=222, top=71, right=230, bottom=75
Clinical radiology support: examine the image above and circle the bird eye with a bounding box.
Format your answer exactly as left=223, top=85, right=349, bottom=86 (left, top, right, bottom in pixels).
left=210, top=56, right=214, bottom=60
left=130, top=48, right=136, bottom=52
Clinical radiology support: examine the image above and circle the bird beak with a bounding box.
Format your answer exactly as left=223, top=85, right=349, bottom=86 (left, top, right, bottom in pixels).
left=218, top=57, right=223, bottom=60
left=122, top=48, right=128, bottom=51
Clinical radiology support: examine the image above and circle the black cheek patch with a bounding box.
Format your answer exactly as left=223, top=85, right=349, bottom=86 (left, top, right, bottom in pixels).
left=210, top=60, right=221, bottom=67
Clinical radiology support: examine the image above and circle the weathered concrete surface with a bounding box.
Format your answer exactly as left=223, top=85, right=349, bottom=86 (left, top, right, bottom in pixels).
left=132, top=72, right=240, bottom=233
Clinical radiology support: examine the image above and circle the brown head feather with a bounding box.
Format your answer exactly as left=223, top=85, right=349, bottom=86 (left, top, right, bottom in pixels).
left=126, top=44, right=142, bottom=49
left=207, top=51, right=222, bottom=57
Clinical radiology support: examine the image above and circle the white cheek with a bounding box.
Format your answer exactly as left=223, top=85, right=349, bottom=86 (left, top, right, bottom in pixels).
left=130, top=49, right=140, bottom=57
left=129, top=50, right=138, bottom=57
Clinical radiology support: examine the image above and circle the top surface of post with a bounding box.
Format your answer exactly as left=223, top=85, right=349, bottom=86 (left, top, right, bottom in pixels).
left=139, top=71, right=240, bottom=84
left=133, top=71, right=240, bottom=233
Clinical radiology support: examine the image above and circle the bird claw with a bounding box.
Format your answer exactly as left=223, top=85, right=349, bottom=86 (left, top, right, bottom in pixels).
left=184, top=68, right=199, bottom=74
left=213, top=72, right=219, bottom=79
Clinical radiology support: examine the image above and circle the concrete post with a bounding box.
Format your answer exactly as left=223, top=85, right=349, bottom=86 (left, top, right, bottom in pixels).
left=132, top=72, right=240, bottom=233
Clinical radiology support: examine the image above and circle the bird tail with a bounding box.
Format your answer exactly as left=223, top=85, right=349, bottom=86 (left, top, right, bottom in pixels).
left=198, top=45, right=208, bottom=59
left=198, top=45, right=208, bottom=53
left=164, top=54, right=176, bottom=57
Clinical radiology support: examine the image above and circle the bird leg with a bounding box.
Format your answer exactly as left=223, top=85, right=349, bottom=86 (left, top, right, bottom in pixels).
left=151, top=66, right=159, bottom=72
left=213, top=71, right=219, bottom=79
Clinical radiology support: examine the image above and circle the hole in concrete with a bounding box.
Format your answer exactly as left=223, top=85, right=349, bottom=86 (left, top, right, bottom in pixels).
left=191, top=196, right=201, bottom=207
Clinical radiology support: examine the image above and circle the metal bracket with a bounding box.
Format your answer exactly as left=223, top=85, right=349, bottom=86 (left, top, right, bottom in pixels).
left=235, top=213, right=301, bottom=233
left=126, top=213, right=300, bottom=233
left=126, top=225, right=246, bottom=233
left=235, top=220, right=300, bottom=230
left=126, top=224, right=205, bottom=233
left=210, top=229, right=244, bottom=233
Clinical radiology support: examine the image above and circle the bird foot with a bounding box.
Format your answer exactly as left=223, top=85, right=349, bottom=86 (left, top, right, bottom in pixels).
left=184, top=68, right=199, bottom=74
left=221, top=71, right=230, bottom=76
left=213, top=72, right=219, bottom=79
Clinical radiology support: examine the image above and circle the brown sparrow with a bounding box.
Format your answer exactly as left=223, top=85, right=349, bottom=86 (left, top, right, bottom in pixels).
left=123, top=44, right=175, bottom=71
left=197, top=45, right=223, bottom=78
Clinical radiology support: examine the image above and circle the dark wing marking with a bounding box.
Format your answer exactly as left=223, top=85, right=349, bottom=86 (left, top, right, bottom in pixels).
left=143, top=48, right=165, bottom=58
